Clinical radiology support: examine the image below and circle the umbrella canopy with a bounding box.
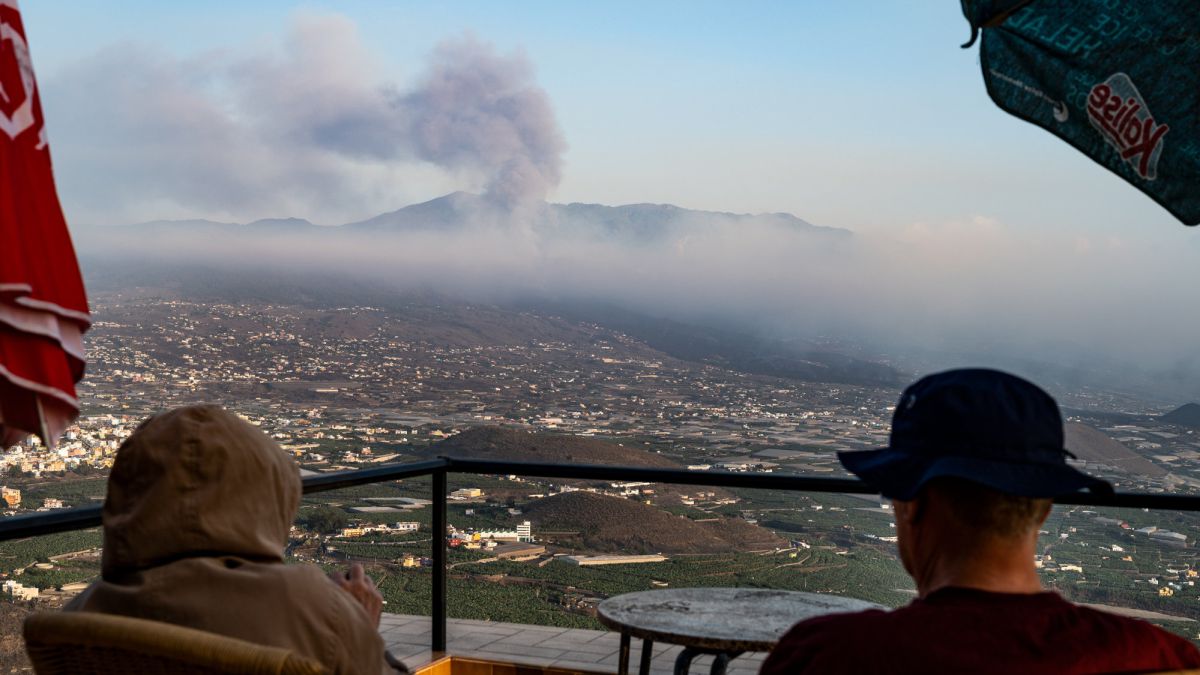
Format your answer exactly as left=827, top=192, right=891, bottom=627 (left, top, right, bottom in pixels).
left=0, top=0, right=90, bottom=449
left=961, top=0, right=1200, bottom=225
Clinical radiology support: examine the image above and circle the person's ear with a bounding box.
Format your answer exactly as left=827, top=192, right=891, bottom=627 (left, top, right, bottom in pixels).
left=893, top=497, right=921, bottom=526
left=913, top=492, right=928, bottom=524
left=1035, top=500, right=1053, bottom=528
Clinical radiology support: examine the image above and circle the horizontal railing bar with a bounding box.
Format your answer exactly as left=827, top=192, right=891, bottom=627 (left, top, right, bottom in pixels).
left=5, top=456, right=1200, bottom=543
left=443, top=457, right=1200, bottom=511
left=300, top=458, right=447, bottom=494
left=0, top=505, right=103, bottom=541
left=1054, top=491, right=1200, bottom=511
left=0, top=459, right=449, bottom=543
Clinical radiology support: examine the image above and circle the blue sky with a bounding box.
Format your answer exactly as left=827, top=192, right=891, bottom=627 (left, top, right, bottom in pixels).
left=20, top=1, right=1189, bottom=238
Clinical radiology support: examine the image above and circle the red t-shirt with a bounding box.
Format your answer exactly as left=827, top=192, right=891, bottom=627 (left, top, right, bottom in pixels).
left=760, top=587, right=1200, bottom=674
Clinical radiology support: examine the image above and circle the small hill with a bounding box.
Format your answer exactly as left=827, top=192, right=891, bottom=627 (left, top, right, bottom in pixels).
left=1064, top=423, right=1167, bottom=478
left=524, top=492, right=783, bottom=554
left=429, top=427, right=680, bottom=468
left=429, top=427, right=731, bottom=504
left=1162, top=404, right=1200, bottom=429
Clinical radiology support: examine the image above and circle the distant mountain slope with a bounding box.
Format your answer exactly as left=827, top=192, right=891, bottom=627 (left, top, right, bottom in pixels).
left=77, top=216, right=320, bottom=237
left=1162, top=404, right=1200, bottom=429
left=347, top=191, right=479, bottom=231
left=538, top=302, right=903, bottom=388
left=345, top=192, right=849, bottom=240
left=428, top=427, right=679, bottom=468
left=1064, top=422, right=1167, bottom=478
left=525, top=491, right=783, bottom=554
left=551, top=200, right=847, bottom=241
left=87, top=193, right=846, bottom=241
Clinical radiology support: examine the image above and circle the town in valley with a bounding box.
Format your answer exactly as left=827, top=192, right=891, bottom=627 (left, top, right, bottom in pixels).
left=3, top=292, right=1200, bottom=651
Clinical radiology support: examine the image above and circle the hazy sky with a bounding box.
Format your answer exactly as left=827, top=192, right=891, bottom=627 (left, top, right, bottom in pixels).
left=22, top=1, right=1194, bottom=237
left=18, top=1, right=1200, bottom=396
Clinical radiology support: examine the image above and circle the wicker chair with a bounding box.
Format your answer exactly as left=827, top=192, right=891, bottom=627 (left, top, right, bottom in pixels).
left=24, top=612, right=330, bottom=675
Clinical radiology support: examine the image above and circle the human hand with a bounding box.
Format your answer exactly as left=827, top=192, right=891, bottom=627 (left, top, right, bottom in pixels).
left=330, top=563, right=383, bottom=627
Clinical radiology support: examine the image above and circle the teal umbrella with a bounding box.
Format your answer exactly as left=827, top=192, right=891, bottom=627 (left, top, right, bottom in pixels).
left=961, top=0, right=1199, bottom=225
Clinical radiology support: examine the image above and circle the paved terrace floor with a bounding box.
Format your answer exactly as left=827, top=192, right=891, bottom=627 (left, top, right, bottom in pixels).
left=381, top=614, right=767, bottom=675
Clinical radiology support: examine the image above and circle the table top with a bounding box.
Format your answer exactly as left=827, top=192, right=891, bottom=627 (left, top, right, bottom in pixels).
left=597, top=587, right=882, bottom=652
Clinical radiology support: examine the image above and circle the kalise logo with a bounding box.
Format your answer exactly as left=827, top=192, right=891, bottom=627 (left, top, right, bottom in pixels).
left=1086, top=73, right=1169, bottom=181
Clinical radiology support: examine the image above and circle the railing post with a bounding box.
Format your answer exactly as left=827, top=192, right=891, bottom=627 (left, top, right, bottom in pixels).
left=432, top=465, right=447, bottom=652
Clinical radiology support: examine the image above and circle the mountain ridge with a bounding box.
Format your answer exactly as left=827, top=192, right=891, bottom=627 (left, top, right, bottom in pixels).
left=347, top=192, right=849, bottom=240
left=80, top=192, right=850, bottom=240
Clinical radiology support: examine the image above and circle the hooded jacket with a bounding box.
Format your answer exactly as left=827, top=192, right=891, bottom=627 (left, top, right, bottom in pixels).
left=66, top=405, right=389, bottom=674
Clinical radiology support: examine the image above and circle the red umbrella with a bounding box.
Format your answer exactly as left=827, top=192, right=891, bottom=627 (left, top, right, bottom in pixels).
left=0, top=1, right=90, bottom=449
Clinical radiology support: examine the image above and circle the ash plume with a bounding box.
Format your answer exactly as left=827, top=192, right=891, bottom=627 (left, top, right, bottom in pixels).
left=42, top=14, right=565, bottom=224
left=396, top=37, right=565, bottom=208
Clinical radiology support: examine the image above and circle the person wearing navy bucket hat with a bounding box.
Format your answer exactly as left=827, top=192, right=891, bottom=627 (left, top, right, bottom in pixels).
left=839, top=368, right=1112, bottom=501
left=761, top=369, right=1200, bottom=675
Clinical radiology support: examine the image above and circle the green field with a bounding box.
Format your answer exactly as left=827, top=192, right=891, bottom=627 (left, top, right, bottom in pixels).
left=0, top=530, right=101, bottom=571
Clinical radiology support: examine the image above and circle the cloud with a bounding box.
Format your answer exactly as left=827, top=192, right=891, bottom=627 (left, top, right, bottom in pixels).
left=41, top=13, right=564, bottom=224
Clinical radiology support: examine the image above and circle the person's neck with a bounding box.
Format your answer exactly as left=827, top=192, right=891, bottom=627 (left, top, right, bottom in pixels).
left=915, top=536, right=1043, bottom=598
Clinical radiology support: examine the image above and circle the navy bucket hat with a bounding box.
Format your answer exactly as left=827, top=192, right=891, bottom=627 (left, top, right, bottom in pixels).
left=839, top=368, right=1113, bottom=500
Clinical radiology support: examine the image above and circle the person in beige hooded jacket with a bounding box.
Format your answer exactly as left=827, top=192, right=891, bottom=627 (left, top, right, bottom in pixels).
left=66, top=404, right=398, bottom=674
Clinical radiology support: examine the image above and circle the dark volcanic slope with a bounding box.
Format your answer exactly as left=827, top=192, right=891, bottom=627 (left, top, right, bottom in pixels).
left=525, top=492, right=783, bottom=554
left=1064, top=423, right=1167, bottom=478
left=538, top=302, right=903, bottom=388
left=1162, top=404, right=1200, bottom=429
left=429, top=427, right=679, bottom=468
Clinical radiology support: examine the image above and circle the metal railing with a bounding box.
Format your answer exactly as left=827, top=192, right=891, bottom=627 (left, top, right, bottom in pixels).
left=2, top=455, right=1199, bottom=652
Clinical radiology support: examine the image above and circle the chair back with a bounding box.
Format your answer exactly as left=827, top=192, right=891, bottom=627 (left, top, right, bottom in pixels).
left=24, top=612, right=330, bottom=675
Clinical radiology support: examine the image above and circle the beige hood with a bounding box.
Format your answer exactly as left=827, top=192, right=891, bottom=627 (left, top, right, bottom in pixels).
left=101, top=404, right=300, bottom=579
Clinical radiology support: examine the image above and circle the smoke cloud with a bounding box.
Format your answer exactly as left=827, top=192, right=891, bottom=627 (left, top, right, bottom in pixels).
left=397, top=39, right=565, bottom=208
left=41, top=13, right=564, bottom=224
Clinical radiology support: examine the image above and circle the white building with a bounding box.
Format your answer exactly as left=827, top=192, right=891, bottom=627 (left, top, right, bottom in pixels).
left=476, top=521, right=534, bottom=543
left=3, top=580, right=37, bottom=601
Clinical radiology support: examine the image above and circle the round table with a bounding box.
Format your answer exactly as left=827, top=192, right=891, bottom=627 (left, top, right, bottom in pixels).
left=597, top=588, right=881, bottom=675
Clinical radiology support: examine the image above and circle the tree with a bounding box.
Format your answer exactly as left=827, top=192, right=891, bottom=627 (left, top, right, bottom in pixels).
left=303, top=506, right=349, bottom=534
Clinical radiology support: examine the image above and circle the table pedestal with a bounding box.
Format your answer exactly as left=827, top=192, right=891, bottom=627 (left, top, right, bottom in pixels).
left=672, top=646, right=743, bottom=675
left=618, top=630, right=744, bottom=675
